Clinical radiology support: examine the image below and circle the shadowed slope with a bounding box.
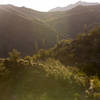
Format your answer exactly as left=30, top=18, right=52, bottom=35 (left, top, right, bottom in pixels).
left=0, top=5, right=57, bottom=57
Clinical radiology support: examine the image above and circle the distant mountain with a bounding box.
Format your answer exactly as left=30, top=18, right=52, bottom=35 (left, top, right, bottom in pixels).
left=49, top=1, right=99, bottom=12
left=1, top=4, right=100, bottom=57
left=46, top=5, right=100, bottom=39
left=0, top=5, right=57, bottom=57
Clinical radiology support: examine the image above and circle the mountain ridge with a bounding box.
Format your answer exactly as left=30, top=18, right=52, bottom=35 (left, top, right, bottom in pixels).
left=0, top=5, right=57, bottom=57
left=0, top=4, right=100, bottom=57
left=49, top=1, right=99, bottom=12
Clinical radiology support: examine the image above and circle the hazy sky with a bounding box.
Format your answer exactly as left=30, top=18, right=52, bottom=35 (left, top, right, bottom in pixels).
left=0, top=0, right=100, bottom=11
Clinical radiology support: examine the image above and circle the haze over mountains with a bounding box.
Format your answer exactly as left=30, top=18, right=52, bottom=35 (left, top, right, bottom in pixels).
left=0, top=2, right=100, bottom=100
left=0, top=5, right=57, bottom=57
left=0, top=1, right=100, bottom=57
left=50, top=1, right=99, bottom=12
left=46, top=5, right=100, bottom=39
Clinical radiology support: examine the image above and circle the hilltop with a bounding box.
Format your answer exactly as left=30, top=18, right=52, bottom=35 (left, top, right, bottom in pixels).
left=49, top=1, right=99, bottom=12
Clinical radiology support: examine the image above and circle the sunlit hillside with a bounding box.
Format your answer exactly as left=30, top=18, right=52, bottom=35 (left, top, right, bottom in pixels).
left=0, top=1, right=100, bottom=100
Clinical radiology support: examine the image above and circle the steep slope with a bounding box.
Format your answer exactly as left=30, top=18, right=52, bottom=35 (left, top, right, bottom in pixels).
left=1, top=4, right=100, bottom=57
left=50, top=1, right=99, bottom=12
left=0, top=5, right=57, bottom=57
left=34, top=27, right=100, bottom=75
left=0, top=4, right=46, bottom=21
left=46, top=5, right=100, bottom=39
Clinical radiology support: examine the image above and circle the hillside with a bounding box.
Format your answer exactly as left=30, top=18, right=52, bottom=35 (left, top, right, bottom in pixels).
left=0, top=4, right=100, bottom=57
left=49, top=1, right=99, bottom=12
left=0, top=5, right=57, bottom=57
left=46, top=5, right=100, bottom=39
left=0, top=2, right=100, bottom=100
left=34, top=27, right=100, bottom=75
left=0, top=51, right=99, bottom=100
left=0, top=30, right=100, bottom=99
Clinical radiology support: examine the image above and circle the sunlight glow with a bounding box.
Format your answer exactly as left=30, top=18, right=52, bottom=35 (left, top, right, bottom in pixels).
left=0, top=0, right=99, bottom=11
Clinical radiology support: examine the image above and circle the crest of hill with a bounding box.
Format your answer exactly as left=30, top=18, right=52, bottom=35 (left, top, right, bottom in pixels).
left=46, top=5, right=100, bottom=39
left=49, top=1, right=99, bottom=12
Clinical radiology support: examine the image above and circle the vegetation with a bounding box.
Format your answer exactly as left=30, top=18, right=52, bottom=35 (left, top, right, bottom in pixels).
left=0, top=51, right=100, bottom=100
left=33, top=27, right=100, bottom=75
left=0, top=27, right=99, bottom=100
left=0, top=4, right=100, bottom=100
